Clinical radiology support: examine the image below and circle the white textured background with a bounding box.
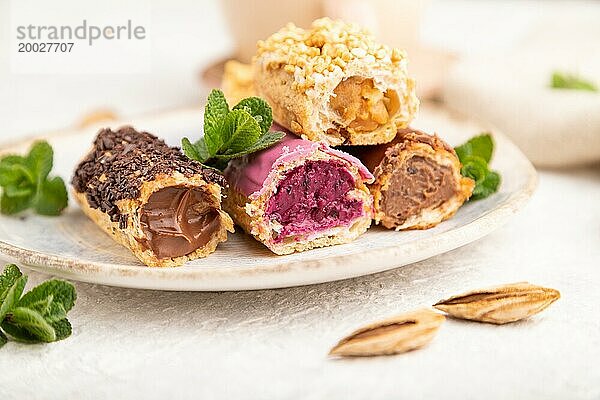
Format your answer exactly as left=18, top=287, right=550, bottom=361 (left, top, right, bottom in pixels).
left=0, top=166, right=599, bottom=399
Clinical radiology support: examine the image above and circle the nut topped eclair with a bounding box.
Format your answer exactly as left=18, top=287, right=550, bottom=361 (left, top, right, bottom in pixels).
left=345, top=128, right=474, bottom=230
left=253, top=18, right=419, bottom=146
left=223, top=126, right=374, bottom=255
left=72, top=127, right=233, bottom=267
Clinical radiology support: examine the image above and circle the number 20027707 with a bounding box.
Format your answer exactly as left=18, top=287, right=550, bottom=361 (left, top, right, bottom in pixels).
left=18, top=42, right=74, bottom=52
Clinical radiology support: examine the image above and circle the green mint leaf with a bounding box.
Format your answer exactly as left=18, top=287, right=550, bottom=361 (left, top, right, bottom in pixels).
left=33, top=176, right=68, bottom=216
left=183, top=92, right=285, bottom=171
left=193, top=139, right=211, bottom=162
left=181, top=137, right=211, bottom=163
left=0, top=155, right=35, bottom=186
left=27, top=141, right=54, bottom=181
left=21, top=292, right=68, bottom=324
left=472, top=170, right=501, bottom=200
left=4, top=183, right=34, bottom=198
left=220, top=109, right=262, bottom=154
left=5, top=307, right=56, bottom=342
left=22, top=293, right=54, bottom=316
left=0, top=330, right=7, bottom=348
left=0, top=192, right=33, bottom=215
left=1, top=141, right=68, bottom=216
left=233, top=97, right=273, bottom=135
left=460, top=155, right=488, bottom=182
left=0, top=264, right=22, bottom=302
left=0, top=275, right=27, bottom=321
left=1, top=320, right=39, bottom=343
left=455, top=134, right=494, bottom=164
left=51, top=318, right=72, bottom=341
left=456, top=134, right=501, bottom=201
left=203, top=89, right=230, bottom=155
left=214, top=131, right=286, bottom=160
left=43, top=302, right=68, bottom=324
left=460, top=155, right=500, bottom=201
left=0, top=266, right=76, bottom=346
left=254, top=131, right=286, bottom=149
left=181, top=137, right=202, bottom=162
left=19, top=279, right=76, bottom=314
left=551, top=71, right=597, bottom=92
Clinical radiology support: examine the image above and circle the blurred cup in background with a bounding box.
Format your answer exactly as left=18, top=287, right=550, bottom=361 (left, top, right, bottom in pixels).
left=220, top=0, right=323, bottom=63
left=219, top=0, right=452, bottom=99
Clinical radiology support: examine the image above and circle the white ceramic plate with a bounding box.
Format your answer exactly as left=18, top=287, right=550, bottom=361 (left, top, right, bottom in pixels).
left=0, top=104, right=536, bottom=290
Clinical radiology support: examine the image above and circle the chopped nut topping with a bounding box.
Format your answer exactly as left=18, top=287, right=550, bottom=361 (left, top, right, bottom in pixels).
left=256, top=18, right=407, bottom=91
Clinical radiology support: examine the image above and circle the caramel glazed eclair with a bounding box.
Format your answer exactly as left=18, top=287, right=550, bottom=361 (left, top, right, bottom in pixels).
left=71, top=127, right=233, bottom=267
left=253, top=18, right=419, bottom=146
left=345, top=129, right=475, bottom=230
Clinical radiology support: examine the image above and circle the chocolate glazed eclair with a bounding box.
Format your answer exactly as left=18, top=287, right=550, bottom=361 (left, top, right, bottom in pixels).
left=345, top=129, right=474, bottom=230
left=223, top=129, right=374, bottom=255
left=71, top=127, right=233, bottom=267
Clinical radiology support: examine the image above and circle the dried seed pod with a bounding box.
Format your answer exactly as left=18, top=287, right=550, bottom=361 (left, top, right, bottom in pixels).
left=329, top=308, right=445, bottom=357
left=434, top=282, right=560, bottom=324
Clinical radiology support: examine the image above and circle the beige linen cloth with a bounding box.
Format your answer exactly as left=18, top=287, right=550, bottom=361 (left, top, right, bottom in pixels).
left=443, top=6, right=600, bottom=167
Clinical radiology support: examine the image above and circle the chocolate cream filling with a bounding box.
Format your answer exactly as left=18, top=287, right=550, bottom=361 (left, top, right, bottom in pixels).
left=265, top=160, right=363, bottom=242
left=382, top=156, right=456, bottom=225
left=330, top=76, right=399, bottom=133
left=139, top=186, right=221, bottom=259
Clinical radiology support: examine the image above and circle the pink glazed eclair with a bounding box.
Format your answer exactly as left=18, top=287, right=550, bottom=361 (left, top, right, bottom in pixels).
left=223, top=127, right=374, bottom=255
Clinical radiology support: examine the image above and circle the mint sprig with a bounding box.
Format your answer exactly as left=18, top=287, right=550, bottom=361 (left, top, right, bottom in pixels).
left=182, top=89, right=285, bottom=170
left=550, top=71, right=597, bottom=92
left=0, top=264, right=76, bottom=348
left=0, top=141, right=68, bottom=216
left=455, top=133, right=501, bottom=201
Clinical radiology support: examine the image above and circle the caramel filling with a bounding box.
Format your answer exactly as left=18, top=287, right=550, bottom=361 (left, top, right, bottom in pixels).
left=330, top=77, right=400, bottom=132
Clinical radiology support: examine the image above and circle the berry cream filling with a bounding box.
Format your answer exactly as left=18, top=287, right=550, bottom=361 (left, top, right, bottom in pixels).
left=265, top=160, right=364, bottom=242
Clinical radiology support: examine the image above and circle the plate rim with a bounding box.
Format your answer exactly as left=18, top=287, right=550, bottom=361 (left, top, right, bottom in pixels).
left=0, top=105, right=538, bottom=291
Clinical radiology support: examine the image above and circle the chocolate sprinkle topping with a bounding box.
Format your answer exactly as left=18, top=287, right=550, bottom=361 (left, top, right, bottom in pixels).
left=72, top=126, right=225, bottom=221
